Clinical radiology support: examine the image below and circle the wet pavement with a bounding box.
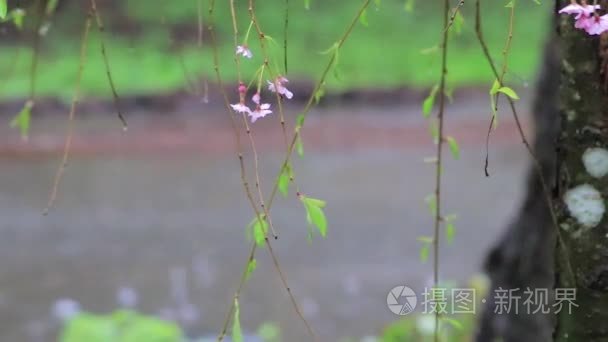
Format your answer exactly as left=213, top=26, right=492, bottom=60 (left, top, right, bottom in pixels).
left=0, top=95, right=533, bottom=341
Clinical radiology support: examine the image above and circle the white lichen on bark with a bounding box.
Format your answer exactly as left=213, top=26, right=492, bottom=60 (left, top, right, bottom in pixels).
left=564, top=184, right=605, bottom=228
left=582, top=147, right=608, bottom=178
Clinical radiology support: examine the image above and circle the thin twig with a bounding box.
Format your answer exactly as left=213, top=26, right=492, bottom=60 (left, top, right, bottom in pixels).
left=284, top=0, right=289, bottom=74
left=215, top=0, right=316, bottom=339
left=484, top=2, right=515, bottom=176
left=444, top=0, right=465, bottom=33
left=198, top=0, right=204, bottom=47
left=29, top=0, right=45, bottom=100
left=90, top=0, right=128, bottom=130
left=215, top=1, right=372, bottom=340
left=475, top=0, right=575, bottom=287
left=248, top=0, right=291, bottom=154
left=265, top=0, right=371, bottom=212
left=433, top=0, right=451, bottom=340
left=43, top=11, right=92, bottom=215
left=206, top=2, right=290, bottom=339
left=229, top=0, right=279, bottom=239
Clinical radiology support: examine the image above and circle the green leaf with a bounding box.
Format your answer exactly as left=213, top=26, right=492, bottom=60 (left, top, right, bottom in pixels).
left=301, top=196, right=328, bottom=238
left=489, top=79, right=500, bottom=95
left=445, top=222, right=455, bottom=244
left=419, top=244, right=429, bottom=262
left=11, top=9, right=25, bottom=29
left=319, top=42, right=338, bottom=55
left=245, top=258, right=257, bottom=281
left=10, top=100, right=33, bottom=141
left=278, top=163, right=291, bottom=197
left=416, top=236, right=433, bottom=244
left=304, top=0, right=311, bottom=10
left=425, top=194, right=437, bottom=216
left=308, top=204, right=327, bottom=237
left=232, top=298, right=243, bottom=342
left=295, top=113, right=305, bottom=130
left=422, top=85, right=438, bottom=117
left=0, top=0, right=7, bottom=19
left=446, top=136, right=460, bottom=160
left=452, top=11, right=464, bottom=35
left=497, top=86, right=519, bottom=100
left=248, top=216, right=268, bottom=246
left=296, top=134, right=304, bottom=157
left=303, top=197, right=326, bottom=208
left=359, top=8, right=369, bottom=27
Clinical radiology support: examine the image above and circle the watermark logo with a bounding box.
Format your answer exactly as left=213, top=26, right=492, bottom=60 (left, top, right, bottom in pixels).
left=387, top=285, right=417, bottom=315
left=386, top=286, right=578, bottom=316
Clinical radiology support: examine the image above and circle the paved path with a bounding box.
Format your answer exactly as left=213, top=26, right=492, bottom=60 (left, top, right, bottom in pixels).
left=0, top=95, right=533, bottom=341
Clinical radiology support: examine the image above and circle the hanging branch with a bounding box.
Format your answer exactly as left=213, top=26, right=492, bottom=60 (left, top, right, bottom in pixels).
left=430, top=0, right=451, bottom=340
left=248, top=0, right=291, bottom=151
left=28, top=0, right=47, bottom=102
left=444, top=0, right=465, bottom=33
left=215, top=0, right=372, bottom=340
left=90, top=0, right=128, bottom=130
left=484, top=1, right=515, bottom=176
left=475, top=0, right=575, bottom=286
left=206, top=1, right=307, bottom=339
left=228, top=0, right=279, bottom=240
left=43, top=9, right=92, bottom=215
left=284, top=0, right=289, bottom=74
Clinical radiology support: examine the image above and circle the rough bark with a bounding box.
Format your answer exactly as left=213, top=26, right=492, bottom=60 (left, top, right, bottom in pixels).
left=554, top=0, right=608, bottom=340
left=477, top=1, right=608, bottom=341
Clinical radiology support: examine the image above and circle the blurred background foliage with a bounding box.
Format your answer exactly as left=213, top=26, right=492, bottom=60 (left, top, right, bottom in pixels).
left=0, top=0, right=551, bottom=100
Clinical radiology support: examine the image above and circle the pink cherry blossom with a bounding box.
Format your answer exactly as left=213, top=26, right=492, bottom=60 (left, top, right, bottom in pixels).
left=585, top=14, right=608, bottom=35
left=267, top=76, right=293, bottom=99
left=575, top=14, right=595, bottom=30
left=252, top=92, right=261, bottom=105
left=231, top=83, right=251, bottom=114
left=236, top=45, right=253, bottom=59
left=249, top=103, right=272, bottom=123
left=559, top=4, right=599, bottom=19
left=230, top=103, right=251, bottom=114
left=558, top=3, right=608, bottom=35
left=249, top=92, right=272, bottom=123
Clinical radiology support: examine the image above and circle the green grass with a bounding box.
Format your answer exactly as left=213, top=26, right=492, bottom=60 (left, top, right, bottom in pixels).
left=0, top=1, right=552, bottom=100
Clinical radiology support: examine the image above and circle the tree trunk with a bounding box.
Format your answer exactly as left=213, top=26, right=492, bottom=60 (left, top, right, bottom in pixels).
left=477, top=1, right=608, bottom=341
left=554, top=0, right=608, bottom=340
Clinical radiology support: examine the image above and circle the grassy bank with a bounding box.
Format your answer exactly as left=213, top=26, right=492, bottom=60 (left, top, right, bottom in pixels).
left=0, top=1, right=551, bottom=100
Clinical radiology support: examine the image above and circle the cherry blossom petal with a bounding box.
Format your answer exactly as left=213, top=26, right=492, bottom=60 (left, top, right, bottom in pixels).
left=236, top=45, right=253, bottom=59
left=585, top=15, right=608, bottom=35
left=252, top=92, right=261, bottom=105
left=249, top=104, right=273, bottom=123
left=231, top=103, right=251, bottom=114
left=559, top=4, right=600, bottom=19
